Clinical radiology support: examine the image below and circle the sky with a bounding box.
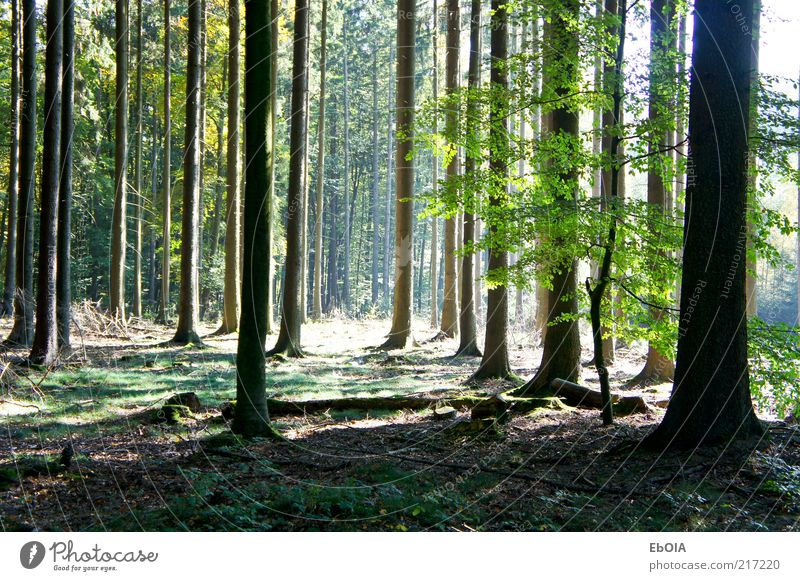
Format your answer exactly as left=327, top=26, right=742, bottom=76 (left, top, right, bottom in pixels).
left=761, top=0, right=800, bottom=81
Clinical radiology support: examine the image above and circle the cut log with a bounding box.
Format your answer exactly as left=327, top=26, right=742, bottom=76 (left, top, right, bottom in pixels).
left=433, top=406, right=457, bottom=420
left=165, top=392, right=202, bottom=413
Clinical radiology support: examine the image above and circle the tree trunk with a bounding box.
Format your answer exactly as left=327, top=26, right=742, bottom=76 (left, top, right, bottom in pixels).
left=148, top=107, right=158, bottom=310
left=110, top=0, right=129, bottom=321
left=300, top=31, right=311, bottom=325
left=30, top=0, right=63, bottom=366
left=233, top=0, right=278, bottom=439
left=268, top=0, right=309, bottom=357
left=518, top=2, right=581, bottom=395
left=342, top=14, right=351, bottom=309
left=429, top=0, right=439, bottom=329
left=266, top=0, right=279, bottom=333
left=643, top=0, right=764, bottom=450
left=371, top=48, right=380, bottom=307
left=6, top=0, right=37, bottom=346
left=312, top=0, right=328, bottom=320
left=474, top=0, right=511, bottom=379
left=132, top=0, right=143, bottom=318
left=217, top=0, right=241, bottom=334
left=1, top=0, right=20, bottom=318
left=383, top=47, right=395, bottom=302
left=56, top=0, right=75, bottom=350
left=380, top=1, right=416, bottom=350
left=160, top=0, right=172, bottom=323
left=455, top=0, right=482, bottom=358
left=172, top=0, right=203, bottom=345
left=633, top=0, right=676, bottom=384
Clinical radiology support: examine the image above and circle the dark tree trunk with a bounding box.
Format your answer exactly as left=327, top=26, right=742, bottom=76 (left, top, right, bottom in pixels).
left=1, top=0, right=20, bottom=318
left=312, top=0, right=328, bottom=320
left=455, top=0, right=482, bottom=358
left=172, top=0, right=203, bottom=345
left=57, top=0, right=75, bottom=350
left=380, top=0, right=416, bottom=350
left=110, top=0, right=128, bottom=320
left=644, top=0, right=764, bottom=450
left=268, top=0, right=309, bottom=357
left=475, top=0, right=511, bottom=379
left=30, top=0, right=63, bottom=365
left=518, top=1, right=582, bottom=395
left=233, top=0, right=277, bottom=438
left=6, top=0, right=37, bottom=346
left=133, top=0, right=143, bottom=318
left=217, top=0, right=241, bottom=334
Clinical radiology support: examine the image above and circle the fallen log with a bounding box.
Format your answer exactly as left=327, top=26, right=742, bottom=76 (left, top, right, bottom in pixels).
left=550, top=378, right=650, bottom=416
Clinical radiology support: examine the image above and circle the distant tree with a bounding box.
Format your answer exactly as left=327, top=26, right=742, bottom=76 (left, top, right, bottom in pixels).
left=160, top=0, right=172, bottom=323
left=312, top=0, right=329, bottom=320
left=429, top=0, right=439, bottom=329
left=644, top=0, right=764, bottom=449
left=132, top=0, right=144, bottom=318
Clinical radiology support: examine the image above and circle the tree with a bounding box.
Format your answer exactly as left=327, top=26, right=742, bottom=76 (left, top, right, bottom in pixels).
left=371, top=46, right=380, bottom=307
left=342, top=13, right=352, bottom=309
left=518, top=0, right=581, bottom=395
left=312, top=0, right=328, bottom=320
left=172, top=0, right=203, bottom=345
left=644, top=0, right=764, bottom=450
left=474, top=0, right=511, bottom=379
left=132, top=0, right=144, bottom=318
left=160, top=0, right=172, bottom=323
left=1, top=0, right=20, bottom=319
left=30, top=0, right=63, bottom=366
left=380, top=0, right=416, bottom=350
left=437, top=0, right=459, bottom=339
left=233, top=0, right=277, bottom=438
left=268, top=0, right=309, bottom=358
left=455, top=0, right=482, bottom=358
left=216, top=0, right=242, bottom=334
left=429, top=0, right=439, bottom=329
left=110, top=0, right=128, bottom=321
left=383, top=45, right=395, bottom=301
left=57, top=0, right=75, bottom=350
left=6, top=0, right=37, bottom=346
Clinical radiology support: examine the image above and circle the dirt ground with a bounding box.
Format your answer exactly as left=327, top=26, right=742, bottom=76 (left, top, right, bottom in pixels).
left=1, top=312, right=798, bottom=531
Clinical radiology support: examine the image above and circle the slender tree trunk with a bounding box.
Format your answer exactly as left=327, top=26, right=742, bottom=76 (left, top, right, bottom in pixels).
left=160, top=0, right=172, bottom=323
left=172, top=0, right=203, bottom=345
left=380, top=0, right=416, bottom=350
left=148, top=108, right=158, bottom=310
left=6, top=0, right=37, bottom=346
left=438, top=0, right=460, bottom=338
left=455, top=0, right=482, bottom=358
left=300, top=34, right=310, bottom=324
left=218, top=0, right=241, bottom=334
left=429, top=0, right=439, bottom=328
left=56, top=0, right=74, bottom=350
left=644, top=0, right=763, bottom=450
left=371, top=48, right=380, bottom=306
left=383, top=46, right=395, bottom=301
left=519, top=2, right=581, bottom=395
left=233, top=0, right=277, bottom=438
left=2, top=0, right=20, bottom=318
left=110, top=0, right=129, bottom=321
left=132, top=0, right=143, bottom=318
left=342, top=14, right=351, bottom=309
left=266, top=0, right=279, bottom=333
left=312, top=0, right=328, bottom=320
left=475, top=0, right=511, bottom=379
left=268, top=0, right=308, bottom=357
left=30, top=0, right=63, bottom=365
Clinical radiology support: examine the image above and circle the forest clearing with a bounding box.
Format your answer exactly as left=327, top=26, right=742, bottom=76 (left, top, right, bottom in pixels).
left=1, top=314, right=798, bottom=532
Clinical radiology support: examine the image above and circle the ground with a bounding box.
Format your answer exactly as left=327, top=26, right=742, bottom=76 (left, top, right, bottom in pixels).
left=0, top=309, right=798, bottom=532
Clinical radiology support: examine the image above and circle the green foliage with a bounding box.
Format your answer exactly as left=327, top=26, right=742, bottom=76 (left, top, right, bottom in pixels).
left=748, top=318, right=800, bottom=419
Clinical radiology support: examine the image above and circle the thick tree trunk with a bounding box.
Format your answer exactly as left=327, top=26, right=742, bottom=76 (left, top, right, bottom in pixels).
left=110, top=0, right=129, bottom=321
left=380, top=0, right=416, bottom=350
left=233, top=0, right=277, bottom=439
left=56, top=0, right=75, bottom=350
left=30, top=0, right=63, bottom=366
left=518, top=3, right=581, bottom=395
left=132, top=0, right=143, bottom=318
left=6, top=0, right=37, bottom=346
left=475, top=0, right=511, bottom=379
left=644, top=0, right=764, bottom=450
left=1, top=0, right=20, bottom=318
left=160, top=0, right=172, bottom=323
left=217, top=0, right=241, bottom=334
left=455, top=0, right=482, bottom=358
left=312, top=0, right=328, bottom=320
left=172, top=0, right=203, bottom=345
left=268, top=0, right=309, bottom=357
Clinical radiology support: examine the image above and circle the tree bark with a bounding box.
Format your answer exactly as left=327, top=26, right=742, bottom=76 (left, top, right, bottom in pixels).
left=380, top=0, right=416, bottom=350
left=312, top=0, right=328, bottom=320
left=6, top=0, right=37, bottom=346
left=171, top=0, right=203, bottom=345
left=266, top=0, right=279, bottom=333
left=383, top=46, right=395, bottom=301
left=342, top=14, right=351, bottom=309
left=429, top=0, right=440, bottom=329
left=371, top=48, right=380, bottom=307
left=30, top=0, right=63, bottom=366
left=475, top=0, right=511, bottom=379
left=132, top=0, right=143, bottom=318
left=160, top=0, right=172, bottom=323
left=455, top=0, right=482, bottom=358
left=110, top=0, right=129, bottom=321
left=268, top=0, right=309, bottom=357
left=644, top=0, right=764, bottom=450
left=56, top=0, right=75, bottom=350
left=233, top=0, right=277, bottom=439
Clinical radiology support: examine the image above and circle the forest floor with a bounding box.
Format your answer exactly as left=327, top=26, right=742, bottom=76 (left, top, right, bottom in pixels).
left=0, top=311, right=798, bottom=532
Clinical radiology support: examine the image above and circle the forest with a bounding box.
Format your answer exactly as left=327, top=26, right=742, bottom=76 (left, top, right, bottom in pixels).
left=0, top=0, right=799, bottom=533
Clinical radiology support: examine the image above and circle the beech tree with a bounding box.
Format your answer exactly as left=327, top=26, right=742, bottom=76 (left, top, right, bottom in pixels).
left=1, top=0, right=19, bottom=319
left=160, top=0, right=172, bottom=323
left=110, top=0, right=128, bottom=321
left=312, top=0, right=328, bottom=320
